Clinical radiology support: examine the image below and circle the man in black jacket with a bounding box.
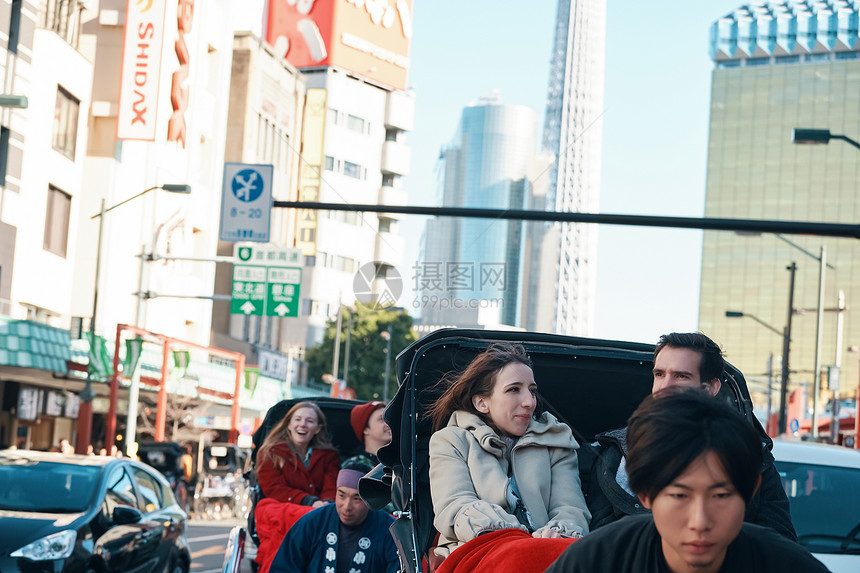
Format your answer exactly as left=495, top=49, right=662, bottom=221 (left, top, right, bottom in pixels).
left=581, top=332, right=797, bottom=542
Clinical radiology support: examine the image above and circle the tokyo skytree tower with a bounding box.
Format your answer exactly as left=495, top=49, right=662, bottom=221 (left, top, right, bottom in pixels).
left=541, top=0, right=605, bottom=336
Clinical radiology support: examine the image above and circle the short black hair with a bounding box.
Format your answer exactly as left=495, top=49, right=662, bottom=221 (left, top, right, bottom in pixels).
left=626, top=388, right=762, bottom=504
left=341, top=457, right=374, bottom=476
left=654, top=332, right=725, bottom=383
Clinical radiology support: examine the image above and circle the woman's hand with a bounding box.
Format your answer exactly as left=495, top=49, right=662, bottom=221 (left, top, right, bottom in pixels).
left=532, top=528, right=562, bottom=539
left=312, top=500, right=329, bottom=508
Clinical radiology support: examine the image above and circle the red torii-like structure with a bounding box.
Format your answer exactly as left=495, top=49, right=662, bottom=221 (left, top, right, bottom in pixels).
left=104, top=323, right=246, bottom=452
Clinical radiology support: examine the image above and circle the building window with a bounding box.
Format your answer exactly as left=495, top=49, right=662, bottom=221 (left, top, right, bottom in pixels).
left=382, top=173, right=395, bottom=187
left=42, top=0, right=85, bottom=48
left=385, top=128, right=398, bottom=142
left=327, top=108, right=338, bottom=125
left=379, top=218, right=392, bottom=233
left=43, top=186, right=71, bottom=257
left=53, top=86, right=79, bottom=160
left=8, top=0, right=22, bottom=54
left=0, top=127, right=9, bottom=186
left=347, top=114, right=365, bottom=133
left=333, top=255, right=355, bottom=273
left=324, top=156, right=334, bottom=171
left=343, top=161, right=361, bottom=179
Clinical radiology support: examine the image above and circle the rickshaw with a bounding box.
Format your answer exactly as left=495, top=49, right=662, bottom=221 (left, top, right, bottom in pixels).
left=241, top=397, right=365, bottom=569
left=224, top=329, right=764, bottom=573
left=193, top=442, right=251, bottom=520
left=136, top=440, right=190, bottom=511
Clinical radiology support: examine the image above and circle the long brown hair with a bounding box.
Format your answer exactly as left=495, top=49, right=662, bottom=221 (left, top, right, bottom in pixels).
left=257, top=401, right=336, bottom=470
left=426, top=342, right=532, bottom=431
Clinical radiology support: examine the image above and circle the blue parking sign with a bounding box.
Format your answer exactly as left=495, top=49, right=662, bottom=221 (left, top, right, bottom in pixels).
left=220, top=162, right=273, bottom=242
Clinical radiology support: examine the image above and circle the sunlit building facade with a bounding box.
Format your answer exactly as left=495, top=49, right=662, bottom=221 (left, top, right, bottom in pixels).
left=264, top=0, right=414, bottom=351
left=699, top=1, right=860, bottom=406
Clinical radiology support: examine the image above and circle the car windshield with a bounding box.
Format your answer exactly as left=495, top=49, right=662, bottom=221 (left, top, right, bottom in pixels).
left=777, top=460, right=860, bottom=554
left=0, top=460, right=101, bottom=512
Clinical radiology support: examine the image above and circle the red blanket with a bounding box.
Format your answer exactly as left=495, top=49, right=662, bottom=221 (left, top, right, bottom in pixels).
left=435, top=529, right=577, bottom=573
left=253, top=498, right=314, bottom=573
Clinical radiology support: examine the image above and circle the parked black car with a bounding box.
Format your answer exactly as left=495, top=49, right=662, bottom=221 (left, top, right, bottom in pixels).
left=0, top=449, right=190, bottom=573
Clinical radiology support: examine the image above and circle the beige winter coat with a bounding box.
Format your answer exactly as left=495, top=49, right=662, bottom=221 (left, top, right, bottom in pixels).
left=429, top=410, right=590, bottom=558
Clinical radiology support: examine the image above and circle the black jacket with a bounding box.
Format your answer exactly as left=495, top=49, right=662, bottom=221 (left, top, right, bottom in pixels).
left=580, top=426, right=798, bottom=542
left=545, top=514, right=824, bottom=573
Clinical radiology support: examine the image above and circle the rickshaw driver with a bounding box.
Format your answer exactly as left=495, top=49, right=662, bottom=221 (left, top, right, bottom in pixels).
left=582, top=332, right=796, bottom=542
left=269, top=461, right=399, bottom=573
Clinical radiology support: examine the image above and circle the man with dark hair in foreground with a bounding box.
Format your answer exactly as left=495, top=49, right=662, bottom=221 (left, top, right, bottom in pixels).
left=582, top=332, right=796, bottom=541
left=546, top=390, right=829, bottom=573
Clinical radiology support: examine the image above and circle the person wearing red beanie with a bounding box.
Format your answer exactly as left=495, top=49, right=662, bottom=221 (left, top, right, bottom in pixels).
left=350, top=401, right=391, bottom=461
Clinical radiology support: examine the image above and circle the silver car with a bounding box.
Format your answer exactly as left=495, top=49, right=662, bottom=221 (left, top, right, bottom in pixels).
left=773, top=439, right=860, bottom=573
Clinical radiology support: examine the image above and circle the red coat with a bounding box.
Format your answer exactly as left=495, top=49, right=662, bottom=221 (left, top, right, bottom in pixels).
left=256, top=443, right=339, bottom=504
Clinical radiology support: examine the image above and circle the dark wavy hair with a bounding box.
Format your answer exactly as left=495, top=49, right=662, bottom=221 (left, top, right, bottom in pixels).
left=626, top=388, right=762, bottom=504
left=425, top=342, right=533, bottom=431
left=655, top=332, right=725, bottom=384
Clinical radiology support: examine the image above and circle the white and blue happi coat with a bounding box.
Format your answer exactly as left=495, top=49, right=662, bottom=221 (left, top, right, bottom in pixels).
left=269, top=503, right=398, bottom=573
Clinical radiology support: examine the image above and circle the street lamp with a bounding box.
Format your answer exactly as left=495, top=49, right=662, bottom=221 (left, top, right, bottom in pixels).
left=790, top=128, right=856, bottom=438
left=725, top=260, right=797, bottom=434
left=86, top=184, right=191, bottom=455
left=726, top=305, right=793, bottom=435
left=791, top=128, right=860, bottom=150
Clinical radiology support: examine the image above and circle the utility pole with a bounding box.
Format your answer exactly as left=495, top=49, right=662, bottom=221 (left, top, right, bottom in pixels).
left=811, top=247, right=826, bottom=438
left=779, top=262, right=797, bottom=435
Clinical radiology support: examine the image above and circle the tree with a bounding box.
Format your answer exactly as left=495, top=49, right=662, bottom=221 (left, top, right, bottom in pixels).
left=305, top=305, right=417, bottom=400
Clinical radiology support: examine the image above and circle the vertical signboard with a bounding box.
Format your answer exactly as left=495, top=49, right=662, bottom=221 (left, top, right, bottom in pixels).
left=116, top=0, right=169, bottom=140
left=220, top=163, right=274, bottom=243
left=295, top=89, right=326, bottom=256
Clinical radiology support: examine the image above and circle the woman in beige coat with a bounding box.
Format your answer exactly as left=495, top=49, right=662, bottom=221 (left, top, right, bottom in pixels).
left=427, top=342, right=590, bottom=560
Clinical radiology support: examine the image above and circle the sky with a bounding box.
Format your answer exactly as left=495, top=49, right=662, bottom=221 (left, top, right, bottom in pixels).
left=399, top=0, right=745, bottom=343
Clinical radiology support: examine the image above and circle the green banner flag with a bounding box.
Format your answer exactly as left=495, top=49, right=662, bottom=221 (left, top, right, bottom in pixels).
left=122, top=338, right=144, bottom=378
left=244, top=366, right=260, bottom=396
left=86, top=333, right=113, bottom=380
left=172, top=350, right=191, bottom=379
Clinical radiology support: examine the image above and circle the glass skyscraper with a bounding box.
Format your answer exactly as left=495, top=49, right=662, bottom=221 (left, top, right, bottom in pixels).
left=699, top=1, right=860, bottom=410
left=420, top=95, right=539, bottom=328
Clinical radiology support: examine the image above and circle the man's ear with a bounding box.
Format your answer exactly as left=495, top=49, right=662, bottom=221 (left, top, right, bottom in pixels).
left=472, top=394, right=489, bottom=414
left=638, top=494, right=652, bottom=510
left=704, top=378, right=722, bottom=397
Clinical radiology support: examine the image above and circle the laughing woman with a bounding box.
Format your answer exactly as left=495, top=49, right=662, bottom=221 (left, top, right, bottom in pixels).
left=427, top=343, right=590, bottom=569
left=256, top=401, right=340, bottom=507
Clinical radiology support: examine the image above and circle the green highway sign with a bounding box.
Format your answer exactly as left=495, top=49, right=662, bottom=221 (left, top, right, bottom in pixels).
left=231, top=244, right=302, bottom=316
left=267, top=267, right=301, bottom=317
left=231, top=264, right=266, bottom=315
